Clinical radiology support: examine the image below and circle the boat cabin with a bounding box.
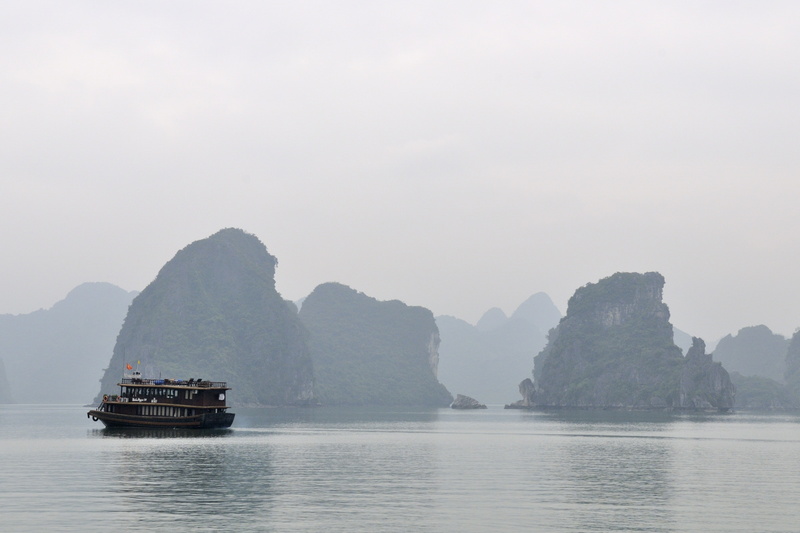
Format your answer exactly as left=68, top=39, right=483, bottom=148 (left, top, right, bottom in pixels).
left=89, top=376, right=234, bottom=429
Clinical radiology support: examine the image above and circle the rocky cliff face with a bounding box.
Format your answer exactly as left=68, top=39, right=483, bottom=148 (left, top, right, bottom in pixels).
left=678, top=338, right=735, bottom=409
left=299, top=282, right=452, bottom=406
left=784, top=331, right=800, bottom=401
left=514, top=272, right=735, bottom=410
left=96, top=228, right=315, bottom=406
left=0, top=359, right=12, bottom=403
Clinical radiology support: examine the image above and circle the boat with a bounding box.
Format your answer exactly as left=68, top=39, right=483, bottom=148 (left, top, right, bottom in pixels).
left=87, top=371, right=235, bottom=429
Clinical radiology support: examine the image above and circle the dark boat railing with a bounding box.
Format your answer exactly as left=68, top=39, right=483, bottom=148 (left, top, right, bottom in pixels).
left=120, top=378, right=228, bottom=388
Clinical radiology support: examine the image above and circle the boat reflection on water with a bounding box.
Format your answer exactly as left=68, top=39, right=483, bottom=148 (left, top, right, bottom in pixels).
left=90, top=427, right=234, bottom=439
left=104, top=426, right=273, bottom=527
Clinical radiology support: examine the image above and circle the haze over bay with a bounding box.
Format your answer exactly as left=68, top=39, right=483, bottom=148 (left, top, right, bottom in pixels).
left=3, top=1, right=800, bottom=342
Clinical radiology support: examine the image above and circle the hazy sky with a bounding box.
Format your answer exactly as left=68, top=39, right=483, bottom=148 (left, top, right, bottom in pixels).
left=3, top=1, right=799, bottom=342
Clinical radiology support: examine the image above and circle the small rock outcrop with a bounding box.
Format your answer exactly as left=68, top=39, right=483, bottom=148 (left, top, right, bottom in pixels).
left=451, top=394, right=487, bottom=409
left=513, top=272, right=735, bottom=411
left=505, top=378, right=534, bottom=409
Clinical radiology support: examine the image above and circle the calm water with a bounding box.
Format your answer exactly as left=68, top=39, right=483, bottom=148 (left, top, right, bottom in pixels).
left=1, top=405, right=799, bottom=532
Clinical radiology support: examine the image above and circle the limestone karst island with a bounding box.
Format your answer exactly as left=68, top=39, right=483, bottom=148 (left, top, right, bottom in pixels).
left=94, top=228, right=451, bottom=408
left=507, top=272, right=735, bottom=411
left=9, top=228, right=800, bottom=412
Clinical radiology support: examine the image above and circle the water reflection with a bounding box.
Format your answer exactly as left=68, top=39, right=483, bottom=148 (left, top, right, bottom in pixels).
left=4, top=406, right=800, bottom=531
left=94, top=407, right=442, bottom=531
left=537, top=408, right=678, bottom=429
left=266, top=437, right=438, bottom=531
left=92, top=427, right=233, bottom=439
left=516, top=410, right=676, bottom=532
left=235, top=405, right=442, bottom=429
left=108, top=435, right=275, bottom=529
left=557, top=437, right=674, bottom=532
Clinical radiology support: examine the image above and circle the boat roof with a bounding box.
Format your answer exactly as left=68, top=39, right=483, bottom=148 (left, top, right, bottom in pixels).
left=118, top=377, right=230, bottom=389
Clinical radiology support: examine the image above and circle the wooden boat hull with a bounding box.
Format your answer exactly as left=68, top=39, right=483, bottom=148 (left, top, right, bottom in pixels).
left=88, top=409, right=234, bottom=429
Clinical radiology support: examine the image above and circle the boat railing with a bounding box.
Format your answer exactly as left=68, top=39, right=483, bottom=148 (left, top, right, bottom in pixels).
left=120, top=378, right=228, bottom=388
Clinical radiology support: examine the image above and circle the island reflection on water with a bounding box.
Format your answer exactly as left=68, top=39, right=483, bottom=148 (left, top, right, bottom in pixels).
left=2, top=405, right=800, bottom=532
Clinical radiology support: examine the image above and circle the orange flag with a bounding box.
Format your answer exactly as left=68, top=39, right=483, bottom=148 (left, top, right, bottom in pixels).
left=126, top=363, right=133, bottom=370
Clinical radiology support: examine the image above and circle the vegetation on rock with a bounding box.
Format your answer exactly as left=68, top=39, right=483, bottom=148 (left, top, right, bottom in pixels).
left=299, top=282, right=452, bottom=406
left=514, top=272, right=735, bottom=410
left=96, top=228, right=315, bottom=406
left=729, top=372, right=799, bottom=409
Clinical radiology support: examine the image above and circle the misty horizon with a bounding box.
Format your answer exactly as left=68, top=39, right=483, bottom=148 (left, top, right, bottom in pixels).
left=3, top=2, right=800, bottom=342
left=0, top=260, right=787, bottom=348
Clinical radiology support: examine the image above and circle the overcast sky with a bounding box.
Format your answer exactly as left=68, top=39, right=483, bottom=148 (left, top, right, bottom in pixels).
left=2, top=1, right=799, bottom=342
